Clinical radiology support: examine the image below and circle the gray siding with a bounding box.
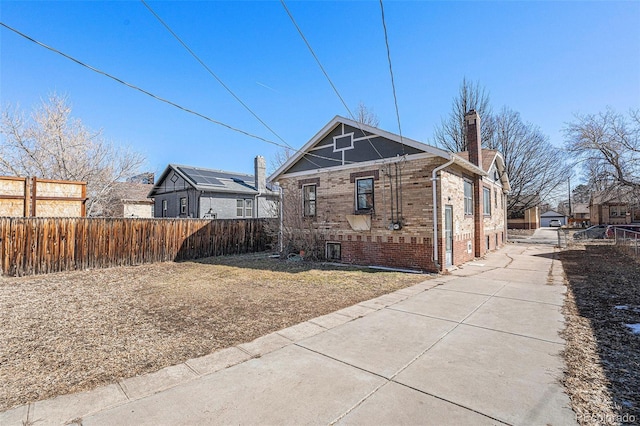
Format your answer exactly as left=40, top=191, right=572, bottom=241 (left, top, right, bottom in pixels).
left=286, top=123, right=423, bottom=174
left=199, top=193, right=278, bottom=219
left=152, top=166, right=279, bottom=219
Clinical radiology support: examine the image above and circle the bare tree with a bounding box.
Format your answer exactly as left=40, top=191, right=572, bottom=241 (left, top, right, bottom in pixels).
left=485, top=107, right=570, bottom=214
left=432, top=77, right=494, bottom=152
left=571, top=184, right=591, bottom=204
left=268, top=146, right=295, bottom=177
left=276, top=179, right=327, bottom=260
left=355, top=102, right=379, bottom=127
left=0, top=94, right=146, bottom=215
left=564, top=108, right=640, bottom=191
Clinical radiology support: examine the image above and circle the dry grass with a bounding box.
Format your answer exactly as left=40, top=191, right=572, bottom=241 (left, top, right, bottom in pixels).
left=559, top=243, right=640, bottom=425
left=0, top=253, right=427, bottom=411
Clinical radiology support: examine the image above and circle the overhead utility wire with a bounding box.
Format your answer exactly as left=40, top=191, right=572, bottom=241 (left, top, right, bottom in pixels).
left=0, top=21, right=345, bottom=166
left=379, top=0, right=405, bottom=155
left=280, top=0, right=385, bottom=160
left=141, top=2, right=304, bottom=150
left=140, top=0, right=322, bottom=168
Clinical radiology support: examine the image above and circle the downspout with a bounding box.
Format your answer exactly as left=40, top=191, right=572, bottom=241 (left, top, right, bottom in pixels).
left=503, top=190, right=508, bottom=243
left=254, top=189, right=261, bottom=218
left=432, top=156, right=456, bottom=271
left=279, top=185, right=284, bottom=253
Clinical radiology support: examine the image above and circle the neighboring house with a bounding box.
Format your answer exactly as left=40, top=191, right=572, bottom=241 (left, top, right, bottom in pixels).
left=148, top=156, right=279, bottom=219
left=108, top=182, right=155, bottom=218
left=269, top=111, right=510, bottom=272
left=590, top=189, right=640, bottom=225
left=570, top=203, right=590, bottom=227
left=540, top=210, right=567, bottom=227
left=507, top=195, right=541, bottom=230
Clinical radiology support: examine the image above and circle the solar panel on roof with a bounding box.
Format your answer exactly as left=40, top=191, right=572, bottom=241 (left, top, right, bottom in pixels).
left=177, top=166, right=255, bottom=187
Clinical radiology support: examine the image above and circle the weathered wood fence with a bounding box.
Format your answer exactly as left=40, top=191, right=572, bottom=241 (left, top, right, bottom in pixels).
left=0, top=217, right=276, bottom=277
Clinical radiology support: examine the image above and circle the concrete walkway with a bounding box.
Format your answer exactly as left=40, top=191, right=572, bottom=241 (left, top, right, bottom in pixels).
left=1, top=244, right=577, bottom=425
left=508, top=227, right=561, bottom=245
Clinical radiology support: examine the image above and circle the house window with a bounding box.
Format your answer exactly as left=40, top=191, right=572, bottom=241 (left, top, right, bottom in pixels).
left=245, top=199, right=253, bottom=217
left=326, top=242, right=341, bottom=260
left=356, top=178, right=374, bottom=212
left=180, top=197, right=187, bottom=214
left=237, top=199, right=244, bottom=217
left=303, top=184, right=316, bottom=217
left=483, top=187, right=491, bottom=215
left=464, top=180, right=473, bottom=215
left=494, top=189, right=498, bottom=208
left=162, top=199, right=167, bottom=217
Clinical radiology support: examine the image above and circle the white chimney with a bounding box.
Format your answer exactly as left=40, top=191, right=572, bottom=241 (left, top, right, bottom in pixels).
left=254, top=155, right=266, bottom=192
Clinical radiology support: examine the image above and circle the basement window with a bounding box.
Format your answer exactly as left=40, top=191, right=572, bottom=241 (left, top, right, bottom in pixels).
left=326, top=242, right=341, bottom=261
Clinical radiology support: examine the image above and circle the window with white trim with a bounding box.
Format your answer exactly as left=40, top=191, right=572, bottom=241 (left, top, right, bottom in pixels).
left=162, top=199, right=167, bottom=217
left=303, top=185, right=316, bottom=217
left=326, top=242, right=341, bottom=260
left=180, top=197, right=187, bottom=214
left=464, top=180, right=473, bottom=215
left=483, top=187, right=491, bottom=215
left=245, top=199, right=253, bottom=217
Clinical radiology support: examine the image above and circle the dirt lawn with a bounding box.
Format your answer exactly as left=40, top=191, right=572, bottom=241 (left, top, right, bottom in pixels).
left=0, top=253, right=427, bottom=412
left=560, top=243, right=640, bottom=425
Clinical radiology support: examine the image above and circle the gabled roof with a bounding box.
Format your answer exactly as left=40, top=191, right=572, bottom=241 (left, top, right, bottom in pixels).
left=456, top=149, right=510, bottom=191
left=573, top=203, right=590, bottom=214
left=456, top=149, right=498, bottom=173
left=269, top=115, right=486, bottom=181
left=148, top=164, right=277, bottom=197
left=590, top=188, right=639, bottom=205
left=111, top=182, right=154, bottom=203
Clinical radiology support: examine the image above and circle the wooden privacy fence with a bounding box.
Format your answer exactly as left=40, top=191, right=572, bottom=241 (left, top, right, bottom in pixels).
left=0, top=217, right=276, bottom=277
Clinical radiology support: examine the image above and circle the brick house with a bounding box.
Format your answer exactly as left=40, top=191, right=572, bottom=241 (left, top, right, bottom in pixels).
left=590, top=189, right=640, bottom=225
left=269, top=111, right=509, bottom=272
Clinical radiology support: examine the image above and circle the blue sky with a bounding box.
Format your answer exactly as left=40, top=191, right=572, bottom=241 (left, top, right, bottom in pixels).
left=1, top=1, right=639, bottom=179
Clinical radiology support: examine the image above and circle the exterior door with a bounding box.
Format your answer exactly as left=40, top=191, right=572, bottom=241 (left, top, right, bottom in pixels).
left=445, top=205, right=453, bottom=267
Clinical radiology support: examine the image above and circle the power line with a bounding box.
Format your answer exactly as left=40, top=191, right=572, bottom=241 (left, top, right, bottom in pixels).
left=379, top=0, right=405, bottom=154
left=280, top=0, right=385, bottom=160
left=140, top=2, right=289, bottom=149
left=0, top=21, right=346, bottom=167
left=141, top=0, right=323, bottom=168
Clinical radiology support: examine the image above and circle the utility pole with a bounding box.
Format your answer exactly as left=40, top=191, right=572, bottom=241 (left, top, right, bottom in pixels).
left=568, top=176, right=572, bottom=217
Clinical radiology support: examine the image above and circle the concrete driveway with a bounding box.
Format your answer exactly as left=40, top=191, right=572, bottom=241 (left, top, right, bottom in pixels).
left=509, top=227, right=563, bottom=245
left=2, top=244, right=576, bottom=425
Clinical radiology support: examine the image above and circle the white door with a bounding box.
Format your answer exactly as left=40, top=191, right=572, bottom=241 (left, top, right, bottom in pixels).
left=445, top=205, right=453, bottom=267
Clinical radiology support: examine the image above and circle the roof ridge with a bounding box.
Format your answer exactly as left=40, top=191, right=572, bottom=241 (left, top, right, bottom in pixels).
left=170, top=163, right=254, bottom=178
